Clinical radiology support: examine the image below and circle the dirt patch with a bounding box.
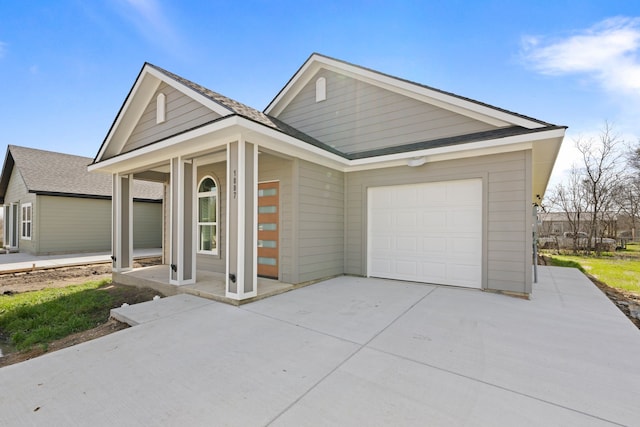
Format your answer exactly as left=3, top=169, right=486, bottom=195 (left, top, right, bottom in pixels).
left=0, top=258, right=163, bottom=368
left=0, top=257, right=161, bottom=294
left=539, top=255, right=640, bottom=329
left=0, top=318, right=129, bottom=368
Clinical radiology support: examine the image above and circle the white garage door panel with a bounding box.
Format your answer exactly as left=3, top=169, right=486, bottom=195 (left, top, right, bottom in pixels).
left=368, top=179, right=482, bottom=288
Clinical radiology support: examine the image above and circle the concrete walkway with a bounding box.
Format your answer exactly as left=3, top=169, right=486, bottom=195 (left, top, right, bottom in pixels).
left=0, top=248, right=161, bottom=273
left=1, top=266, right=639, bottom=426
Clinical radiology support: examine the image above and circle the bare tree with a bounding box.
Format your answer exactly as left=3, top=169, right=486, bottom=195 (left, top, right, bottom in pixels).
left=575, top=122, right=624, bottom=254
left=547, top=164, right=587, bottom=253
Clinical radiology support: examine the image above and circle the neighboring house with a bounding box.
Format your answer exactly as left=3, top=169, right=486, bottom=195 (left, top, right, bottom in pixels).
left=89, top=53, right=565, bottom=300
left=0, top=145, right=163, bottom=255
left=538, top=211, right=620, bottom=238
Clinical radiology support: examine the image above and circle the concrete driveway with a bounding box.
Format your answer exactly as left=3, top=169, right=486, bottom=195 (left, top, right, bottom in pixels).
left=1, top=266, right=639, bottom=426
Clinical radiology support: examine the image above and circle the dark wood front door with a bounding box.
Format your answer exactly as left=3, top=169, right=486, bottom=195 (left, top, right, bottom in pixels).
left=257, top=182, right=279, bottom=279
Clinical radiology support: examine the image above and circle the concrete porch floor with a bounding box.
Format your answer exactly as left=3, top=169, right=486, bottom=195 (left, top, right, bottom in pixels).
left=113, top=265, right=299, bottom=305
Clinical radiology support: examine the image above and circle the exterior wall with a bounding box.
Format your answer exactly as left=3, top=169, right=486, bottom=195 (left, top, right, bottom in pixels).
left=37, top=196, right=161, bottom=255
left=196, top=161, right=227, bottom=274
left=3, top=167, right=36, bottom=253
left=122, top=82, right=221, bottom=154
left=295, top=159, right=344, bottom=283
left=133, top=201, right=163, bottom=248
left=257, top=153, right=294, bottom=283
left=345, top=150, right=532, bottom=295
left=277, top=68, right=497, bottom=155
left=38, top=196, right=111, bottom=254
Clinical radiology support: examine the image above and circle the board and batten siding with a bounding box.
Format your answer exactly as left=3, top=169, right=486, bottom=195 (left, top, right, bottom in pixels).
left=122, top=82, right=222, bottom=155
left=3, top=167, right=37, bottom=253
left=295, top=159, right=344, bottom=283
left=277, top=68, right=497, bottom=155
left=345, top=150, right=532, bottom=295
left=257, top=153, right=294, bottom=283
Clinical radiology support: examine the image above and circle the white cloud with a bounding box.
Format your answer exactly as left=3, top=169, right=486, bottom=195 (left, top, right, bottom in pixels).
left=522, top=17, right=640, bottom=95
left=111, top=0, right=188, bottom=57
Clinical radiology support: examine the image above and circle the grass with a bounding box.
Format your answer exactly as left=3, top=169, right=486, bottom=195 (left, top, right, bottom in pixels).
left=545, top=243, right=640, bottom=294
left=0, top=279, right=117, bottom=351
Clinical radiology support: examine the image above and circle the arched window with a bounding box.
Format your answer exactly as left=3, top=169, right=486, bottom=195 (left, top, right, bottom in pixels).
left=197, top=176, right=218, bottom=254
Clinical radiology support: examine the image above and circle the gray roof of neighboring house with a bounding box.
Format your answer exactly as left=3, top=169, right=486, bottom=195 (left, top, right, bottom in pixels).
left=0, top=145, right=163, bottom=204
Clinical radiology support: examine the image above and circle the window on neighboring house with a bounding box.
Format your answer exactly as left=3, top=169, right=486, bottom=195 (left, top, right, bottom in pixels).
left=21, top=203, right=32, bottom=240
left=197, top=176, right=218, bottom=254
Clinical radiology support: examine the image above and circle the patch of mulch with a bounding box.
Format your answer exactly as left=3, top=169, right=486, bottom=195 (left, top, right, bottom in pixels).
left=539, top=255, right=640, bottom=330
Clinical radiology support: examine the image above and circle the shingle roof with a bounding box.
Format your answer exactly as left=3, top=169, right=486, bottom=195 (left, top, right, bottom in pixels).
left=145, top=61, right=562, bottom=162
left=0, top=145, right=163, bottom=203
left=295, top=53, right=555, bottom=127
left=147, top=64, right=344, bottom=156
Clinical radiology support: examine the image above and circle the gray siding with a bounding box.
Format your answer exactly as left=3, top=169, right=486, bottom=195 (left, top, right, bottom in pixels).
left=38, top=196, right=111, bottom=254
left=4, top=167, right=36, bottom=253
left=38, top=196, right=162, bottom=255
left=133, top=202, right=163, bottom=248
left=257, top=153, right=294, bottom=283
left=122, top=83, right=222, bottom=154
left=196, top=162, right=227, bottom=274
left=277, top=69, right=497, bottom=155
left=296, top=160, right=344, bottom=283
left=345, top=150, right=531, bottom=294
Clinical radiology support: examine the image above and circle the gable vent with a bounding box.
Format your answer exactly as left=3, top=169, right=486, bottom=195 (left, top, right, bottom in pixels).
left=315, top=77, right=326, bottom=102
left=156, top=93, right=166, bottom=124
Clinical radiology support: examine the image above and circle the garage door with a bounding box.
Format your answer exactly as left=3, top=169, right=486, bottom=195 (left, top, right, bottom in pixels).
left=368, top=179, right=482, bottom=288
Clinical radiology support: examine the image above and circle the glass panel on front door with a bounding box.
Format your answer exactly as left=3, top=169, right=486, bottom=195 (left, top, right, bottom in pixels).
left=257, top=182, right=279, bottom=279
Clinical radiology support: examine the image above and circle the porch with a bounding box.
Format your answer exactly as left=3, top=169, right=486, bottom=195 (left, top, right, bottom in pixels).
left=113, top=265, right=310, bottom=305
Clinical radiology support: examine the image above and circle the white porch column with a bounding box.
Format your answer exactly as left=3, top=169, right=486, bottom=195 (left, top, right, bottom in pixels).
left=112, top=174, right=133, bottom=272
left=169, top=157, right=196, bottom=285
left=226, top=139, right=257, bottom=300
left=2, top=205, right=9, bottom=249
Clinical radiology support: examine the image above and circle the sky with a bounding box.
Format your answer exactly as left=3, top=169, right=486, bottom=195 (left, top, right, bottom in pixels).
left=1, top=0, right=639, bottom=188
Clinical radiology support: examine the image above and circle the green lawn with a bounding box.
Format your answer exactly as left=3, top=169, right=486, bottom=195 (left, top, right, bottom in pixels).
left=545, top=243, right=640, bottom=294
left=0, top=279, right=116, bottom=351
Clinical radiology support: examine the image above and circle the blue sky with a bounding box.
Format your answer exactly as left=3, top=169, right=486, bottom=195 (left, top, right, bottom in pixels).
left=1, top=1, right=639, bottom=185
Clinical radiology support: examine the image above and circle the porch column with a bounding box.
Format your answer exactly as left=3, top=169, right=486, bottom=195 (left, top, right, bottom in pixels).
left=112, top=174, right=133, bottom=272
left=169, top=157, right=196, bottom=285
left=2, top=205, right=9, bottom=249
left=226, top=139, right=257, bottom=299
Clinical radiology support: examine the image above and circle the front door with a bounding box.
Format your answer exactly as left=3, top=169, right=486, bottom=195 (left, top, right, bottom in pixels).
left=257, top=182, right=279, bottom=279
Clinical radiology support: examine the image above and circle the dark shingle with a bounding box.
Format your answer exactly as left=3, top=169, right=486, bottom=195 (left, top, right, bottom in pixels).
left=5, top=145, right=163, bottom=200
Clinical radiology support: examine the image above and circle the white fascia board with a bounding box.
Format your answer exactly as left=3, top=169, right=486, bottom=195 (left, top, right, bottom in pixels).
left=315, top=56, right=541, bottom=129
left=345, top=127, right=566, bottom=172
left=89, top=111, right=564, bottom=179
left=96, top=71, right=161, bottom=162
left=89, top=116, right=243, bottom=174
left=237, top=117, right=349, bottom=169
left=265, top=57, right=319, bottom=115
left=144, top=67, right=233, bottom=117
left=267, top=54, right=544, bottom=129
